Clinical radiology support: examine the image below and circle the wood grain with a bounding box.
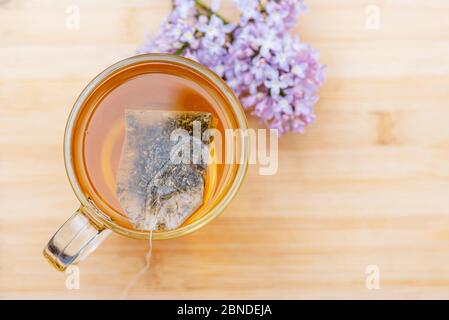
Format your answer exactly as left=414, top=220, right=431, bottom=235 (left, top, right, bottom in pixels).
left=1, top=0, right=449, bottom=299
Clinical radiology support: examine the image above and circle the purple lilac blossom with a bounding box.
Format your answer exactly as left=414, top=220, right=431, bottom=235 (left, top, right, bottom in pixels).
left=137, top=0, right=324, bottom=135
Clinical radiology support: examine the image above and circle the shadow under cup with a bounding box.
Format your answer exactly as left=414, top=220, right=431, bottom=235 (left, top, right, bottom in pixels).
left=66, top=54, right=248, bottom=241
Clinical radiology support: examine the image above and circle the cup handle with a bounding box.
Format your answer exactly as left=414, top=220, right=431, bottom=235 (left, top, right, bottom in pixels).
left=43, top=208, right=112, bottom=271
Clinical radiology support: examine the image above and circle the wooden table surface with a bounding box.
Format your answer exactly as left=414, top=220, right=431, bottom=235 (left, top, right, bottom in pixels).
left=1, top=0, right=449, bottom=299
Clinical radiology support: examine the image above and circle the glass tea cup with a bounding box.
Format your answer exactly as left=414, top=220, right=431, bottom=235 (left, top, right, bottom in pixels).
left=43, top=54, right=249, bottom=271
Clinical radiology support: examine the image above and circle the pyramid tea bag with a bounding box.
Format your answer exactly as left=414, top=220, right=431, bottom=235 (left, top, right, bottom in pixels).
left=116, top=110, right=214, bottom=231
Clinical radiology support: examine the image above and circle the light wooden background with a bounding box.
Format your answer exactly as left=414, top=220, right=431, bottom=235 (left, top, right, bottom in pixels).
left=1, top=0, right=449, bottom=299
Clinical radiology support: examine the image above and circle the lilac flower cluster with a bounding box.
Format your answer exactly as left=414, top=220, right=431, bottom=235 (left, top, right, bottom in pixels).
left=138, top=0, right=325, bottom=134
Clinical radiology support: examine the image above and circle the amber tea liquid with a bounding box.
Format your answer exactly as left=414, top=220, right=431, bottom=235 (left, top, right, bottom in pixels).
left=70, top=58, right=240, bottom=231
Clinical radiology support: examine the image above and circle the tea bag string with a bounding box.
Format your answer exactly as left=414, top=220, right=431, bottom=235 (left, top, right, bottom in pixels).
left=119, top=228, right=154, bottom=300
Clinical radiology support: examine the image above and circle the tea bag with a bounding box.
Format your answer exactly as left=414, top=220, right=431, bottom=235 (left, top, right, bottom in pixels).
left=116, top=110, right=214, bottom=231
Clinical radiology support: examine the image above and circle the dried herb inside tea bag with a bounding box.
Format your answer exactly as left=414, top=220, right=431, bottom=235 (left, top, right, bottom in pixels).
left=116, top=110, right=214, bottom=231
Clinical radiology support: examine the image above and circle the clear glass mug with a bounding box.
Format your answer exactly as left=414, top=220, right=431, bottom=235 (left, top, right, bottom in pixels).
left=43, top=54, right=249, bottom=271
